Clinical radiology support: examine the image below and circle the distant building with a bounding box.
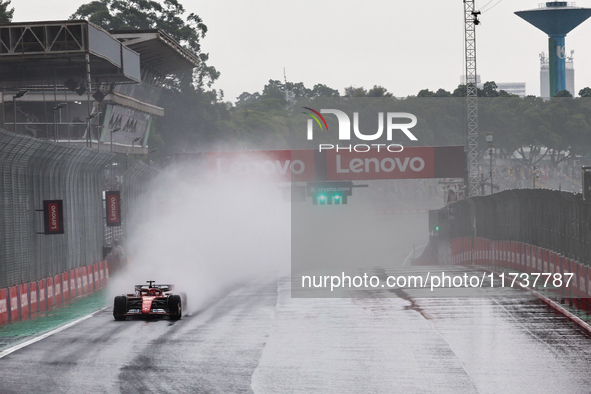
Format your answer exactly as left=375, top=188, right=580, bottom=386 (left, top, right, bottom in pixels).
left=496, top=82, right=526, bottom=97
left=460, top=75, right=526, bottom=97
left=540, top=51, right=575, bottom=97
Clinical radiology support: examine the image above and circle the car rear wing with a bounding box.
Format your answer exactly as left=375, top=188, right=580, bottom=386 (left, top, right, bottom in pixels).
left=134, top=284, right=175, bottom=292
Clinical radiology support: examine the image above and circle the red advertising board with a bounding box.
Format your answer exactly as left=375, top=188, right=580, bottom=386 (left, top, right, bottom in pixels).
left=38, top=279, right=46, bottom=312
left=47, top=277, right=54, bottom=310
left=43, top=200, right=65, bottom=234
left=29, top=281, right=38, bottom=316
left=326, top=147, right=436, bottom=181
left=9, top=286, right=18, bottom=322
left=19, top=284, right=29, bottom=320
left=62, top=272, right=70, bottom=303
left=0, top=288, right=8, bottom=325
left=70, top=269, right=77, bottom=298
left=197, top=147, right=465, bottom=182
left=206, top=150, right=316, bottom=182
left=54, top=275, right=62, bottom=306
left=82, top=266, right=88, bottom=295
left=105, top=191, right=122, bottom=227
left=93, top=263, right=100, bottom=289
left=76, top=268, right=82, bottom=297
left=87, top=265, right=94, bottom=292
left=99, top=262, right=105, bottom=287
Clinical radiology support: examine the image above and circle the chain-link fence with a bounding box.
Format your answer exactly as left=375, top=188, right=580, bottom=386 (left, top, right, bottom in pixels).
left=0, top=128, right=112, bottom=288
left=448, top=189, right=591, bottom=266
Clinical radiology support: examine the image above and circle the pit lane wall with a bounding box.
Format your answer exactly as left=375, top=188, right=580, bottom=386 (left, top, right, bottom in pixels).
left=449, top=237, right=591, bottom=310
left=0, top=262, right=109, bottom=325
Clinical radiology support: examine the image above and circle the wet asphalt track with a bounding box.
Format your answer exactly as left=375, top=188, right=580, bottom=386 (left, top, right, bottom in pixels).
left=1, top=274, right=591, bottom=393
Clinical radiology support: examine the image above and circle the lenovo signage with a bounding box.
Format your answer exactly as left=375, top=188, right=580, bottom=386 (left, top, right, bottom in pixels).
left=43, top=200, right=64, bottom=235
left=178, top=146, right=465, bottom=182
left=106, top=191, right=122, bottom=227
left=206, top=150, right=316, bottom=182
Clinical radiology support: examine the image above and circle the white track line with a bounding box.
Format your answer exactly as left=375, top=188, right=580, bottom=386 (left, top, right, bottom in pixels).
left=0, top=306, right=108, bottom=360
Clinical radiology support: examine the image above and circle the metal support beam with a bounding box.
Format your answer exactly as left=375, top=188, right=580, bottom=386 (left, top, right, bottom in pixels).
left=464, top=0, right=480, bottom=197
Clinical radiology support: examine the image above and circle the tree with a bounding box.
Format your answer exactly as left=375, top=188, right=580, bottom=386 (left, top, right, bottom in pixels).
left=554, top=90, right=573, bottom=98
left=71, top=0, right=218, bottom=90
left=343, top=86, right=367, bottom=97
left=417, top=89, right=435, bottom=97
left=578, top=87, right=591, bottom=97
left=367, top=85, right=393, bottom=97
left=0, top=0, right=13, bottom=23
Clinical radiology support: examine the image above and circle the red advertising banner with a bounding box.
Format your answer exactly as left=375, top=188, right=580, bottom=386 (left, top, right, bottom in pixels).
left=0, top=288, right=8, bottom=325
left=105, top=191, right=122, bottom=227
left=43, top=200, right=64, bottom=234
left=99, top=262, right=105, bottom=287
left=38, top=279, right=46, bottom=312
left=69, top=269, right=77, bottom=298
left=87, top=265, right=94, bottom=292
left=47, top=277, right=54, bottom=310
left=54, top=275, right=62, bottom=306
left=76, top=268, right=82, bottom=297
left=62, top=272, right=70, bottom=303
left=326, top=147, right=436, bottom=181
left=189, top=146, right=465, bottom=182
left=29, top=281, right=38, bottom=316
left=93, top=263, right=100, bottom=289
left=19, top=284, right=29, bottom=320
left=9, top=286, right=18, bottom=322
left=82, top=266, right=88, bottom=295
left=206, top=150, right=316, bottom=182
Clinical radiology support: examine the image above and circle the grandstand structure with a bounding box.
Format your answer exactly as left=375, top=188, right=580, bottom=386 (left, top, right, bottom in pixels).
left=0, top=20, right=198, bottom=154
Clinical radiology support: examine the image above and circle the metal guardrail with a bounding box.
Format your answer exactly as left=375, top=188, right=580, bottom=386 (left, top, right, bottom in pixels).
left=448, top=189, right=591, bottom=267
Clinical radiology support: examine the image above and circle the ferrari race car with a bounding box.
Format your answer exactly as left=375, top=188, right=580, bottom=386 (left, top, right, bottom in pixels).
left=113, top=280, right=186, bottom=321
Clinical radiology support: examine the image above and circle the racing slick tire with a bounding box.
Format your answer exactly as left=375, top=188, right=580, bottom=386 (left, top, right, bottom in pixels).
left=168, top=295, right=182, bottom=320
left=113, top=296, right=127, bottom=321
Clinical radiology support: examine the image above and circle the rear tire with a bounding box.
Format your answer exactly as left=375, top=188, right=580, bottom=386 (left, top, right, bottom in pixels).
left=113, top=295, right=127, bottom=321
left=168, top=295, right=182, bottom=320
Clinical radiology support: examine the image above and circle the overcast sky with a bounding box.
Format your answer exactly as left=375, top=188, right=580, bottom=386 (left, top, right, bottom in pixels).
left=13, top=0, right=591, bottom=102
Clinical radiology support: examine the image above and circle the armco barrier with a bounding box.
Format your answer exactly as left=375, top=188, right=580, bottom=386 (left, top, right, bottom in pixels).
left=0, top=262, right=108, bottom=327
left=19, top=284, right=29, bottom=321
left=9, top=286, right=18, bottom=322
left=0, top=289, right=8, bottom=325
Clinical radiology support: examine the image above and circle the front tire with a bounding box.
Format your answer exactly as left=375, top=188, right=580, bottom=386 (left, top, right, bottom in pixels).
left=113, top=296, right=127, bottom=321
left=168, top=295, right=182, bottom=320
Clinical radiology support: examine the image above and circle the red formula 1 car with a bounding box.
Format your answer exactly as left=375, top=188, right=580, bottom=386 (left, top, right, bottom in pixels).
left=113, top=280, right=186, bottom=321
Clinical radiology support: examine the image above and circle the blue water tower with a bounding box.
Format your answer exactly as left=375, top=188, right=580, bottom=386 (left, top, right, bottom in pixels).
left=516, top=2, right=591, bottom=97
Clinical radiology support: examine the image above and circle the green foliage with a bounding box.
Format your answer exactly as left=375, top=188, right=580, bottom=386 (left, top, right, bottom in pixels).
left=70, top=0, right=218, bottom=90
left=580, top=87, right=591, bottom=98
left=0, top=0, right=13, bottom=23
